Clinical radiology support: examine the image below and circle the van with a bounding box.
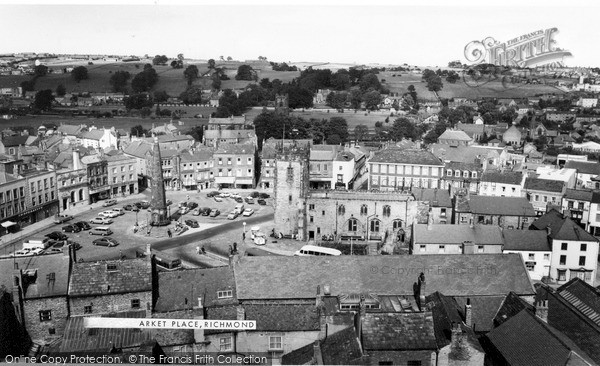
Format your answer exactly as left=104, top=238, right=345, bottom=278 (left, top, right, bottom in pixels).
left=23, top=237, right=52, bottom=250
left=89, top=226, right=113, bottom=236
left=294, top=245, right=342, bottom=256
left=234, top=204, right=245, bottom=215
left=111, top=208, right=125, bottom=215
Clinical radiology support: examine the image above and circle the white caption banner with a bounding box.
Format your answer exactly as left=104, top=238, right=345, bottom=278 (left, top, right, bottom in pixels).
left=83, top=317, right=257, bottom=330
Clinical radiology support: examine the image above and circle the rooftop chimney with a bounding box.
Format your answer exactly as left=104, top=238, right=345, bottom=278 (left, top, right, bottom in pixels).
left=462, top=241, right=475, bottom=255
left=236, top=305, right=245, bottom=321
left=418, top=273, right=427, bottom=311
left=535, top=300, right=548, bottom=323
left=72, top=150, right=82, bottom=170
left=427, top=212, right=433, bottom=230
left=465, top=298, right=473, bottom=328
left=450, top=322, right=469, bottom=361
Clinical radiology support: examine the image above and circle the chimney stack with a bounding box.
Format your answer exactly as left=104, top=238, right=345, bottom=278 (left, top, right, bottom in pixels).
left=418, top=272, right=427, bottom=311
left=427, top=211, right=433, bottom=230
left=194, top=296, right=205, bottom=344
left=450, top=322, right=469, bottom=360
left=465, top=298, right=473, bottom=328
left=236, top=305, right=245, bottom=321
left=73, top=150, right=82, bottom=170
left=535, top=300, right=548, bottom=323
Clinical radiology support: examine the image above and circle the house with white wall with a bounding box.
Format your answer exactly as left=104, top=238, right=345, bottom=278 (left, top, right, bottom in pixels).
left=478, top=170, right=525, bottom=197
left=79, top=127, right=118, bottom=150
left=502, top=230, right=552, bottom=281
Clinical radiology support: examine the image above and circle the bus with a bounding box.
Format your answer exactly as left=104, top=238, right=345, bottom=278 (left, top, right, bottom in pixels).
left=294, top=245, right=342, bottom=256
left=135, top=248, right=183, bottom=271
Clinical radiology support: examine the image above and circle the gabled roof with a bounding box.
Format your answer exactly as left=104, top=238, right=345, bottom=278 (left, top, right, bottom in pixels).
left=80, top=129, right=105, bottom=140
left=524, top=178, right=565, bottom=193
left=502, top=230, right=551, bottom=251
left=493, top=292, right=535, bottom=327
left=245, top=304, right=319, bottom=331
left=310, top=145, right=341, bottom=161
left=462, top=196, right=536, bottom=216
left=484, top=309, right=595, bottom=366
left=362, top=312, right=437, bottom=351
left=411, top=188, right=452, bottom=207
left=155, top=267, right=237, bottom=312
left=481, top=171, right=523, bottom=185
left=282, top=326, right=364, bottom=365
left=455, top=296, right=505, bottom=333
left=414, top=224, right=504, bottom=245
left=180, top=147, right=215, bottom=163
left=530, top=209, right=598, bottom=242
left=214, top=143, right=255, bottom=155
left=557, top=278, right=600, bottom=326
left=57, top=124, right=84, bottom=136
left=122, top=140, right=152, bottom=158
left=370, top=148, right=443, bottom=166
left=564, top=188, right=594, bottom=202
left=438, top=129, right=472, bottom=142
left=69, top=258, right=152, bottom=297
left=425, top=292, right=482, bottom=350
left=565, top=160, right=600, bottom=175
left=2, top=134, right=29, bottom=147
left=0, top=254, right=71, bottom=299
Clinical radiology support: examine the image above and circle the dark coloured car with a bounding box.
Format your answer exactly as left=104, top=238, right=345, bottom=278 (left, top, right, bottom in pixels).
left=187, top=201, right=198, bottom=209
left=206, top=191, right=220, bottom=198
left=62, top=224, right=81, bottom=233
left=53, top=240, right=82, bottom=251
left=166, top=199, right=173, bottom=206
left=170, top=211, right=182, bottom=221
left=45, top=231, right=68, bottom=241
left=185, top=219, right=199, bottom=228
left=92, top=238, right=119, bottom=247
left=74, top=221, right=92, bottom=230
left=201, top=207, right=212, bottom=216
left=209, top=209, right=220, bottom=217
left=259, top=193, right=270, bottom=199
left=137, top=201, right=151, bottom=209
left=123, top=204, right=134, bottom=211
left=235, top=197, right=244, bottom=203
left=257, top=199, right=267, bottom=205
left=250, top=191, right=260, bottom=198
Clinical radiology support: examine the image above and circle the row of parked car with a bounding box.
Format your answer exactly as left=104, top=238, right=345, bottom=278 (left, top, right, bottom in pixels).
left=207, top=191, right=269, bottom=205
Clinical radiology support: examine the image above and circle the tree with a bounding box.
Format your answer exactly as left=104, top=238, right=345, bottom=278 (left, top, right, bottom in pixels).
left=152, top=55, right=168, bottom=65
left=124, top=93, right=153, bottom=110
left=362, top=90, right=382, bottom=110
left=211, top=74, right=222, bottom=90
left=33, top=89, right=54, bottom=111
left=286, top=86, right=313, bottom=109
left=20, top=80, right=35, bottom=94
left=235, top=65, right=254, bottom=81
left=55, top=84, right=66, bottom=97
left=354, top=124, right=368, bottom=141
left=34, top=64, right=48, bottom=77
left=349, top=89, right=363, bottom=110
left=208, top=59, right=216, bottom=69
left=423, top=121, right=447, bottom=144
left=407, top=84, right=418, bottom=103
left=187, top=126, right=204, bottom=142
left=130, top=124, right=149, bottom=137
left=71, top=66, right=88, bottom=82
left=179, top=86, right=205, bottom=105
left=109, top=70, right=131, bottom=93
left=227, top=56, right=233, bottom=61
left=154, top=90, right=169, bottom=103
left=426, top=75, right=443, bottom=92
left=177, top=53, right=184, bottom=61
left=131, top=66, right=158, bottom=93
left=446, top=71, right=460, bottom=83
left=359, top=73, right=382, bottom=91
left=324, top=117, right=349, bottom=144
left=325, top=91, right=348, bottom=110
left=183, top=65, right=199, bottom=86
left=170, top=60, right=183, bottom=69
left=391, top=117, right=419, bottom=141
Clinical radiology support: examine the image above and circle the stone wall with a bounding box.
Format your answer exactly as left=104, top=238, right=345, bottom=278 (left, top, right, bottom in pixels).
left=69, top=291, right=152, bottom=316
left=24, top=296, right=69, bottom=344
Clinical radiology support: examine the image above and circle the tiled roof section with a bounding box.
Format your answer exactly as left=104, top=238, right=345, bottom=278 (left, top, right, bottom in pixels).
left=414, top=224, right=504, bottom=245
left=431, top=144, right=500, bottom=164
left=208, top=116, right=247, bottom=125
left=281, top=341, right=315, bottom=365
left=493, top=292, right=535, bottom=327
left=438, top=129, right=472, bottom=141
left=214, top=143, right=255, bottom=155
left=524, top=178, right=564, bottom=193
left=104, top=153, right=136, bottom=163
left=0, top=254, right=71, bottom=299
left=150, top=310, right=197, bottom=347
left=484, top=309, right=595, bottom=366
left=362, top=312, right=437, bottom=350
left=530, top=210, right=598, bottom=242
left=557, top=278, right=600, bottom=325
left=80, top=154, right=106, bottom=165
left=69, top=258, right=152, bottom=297
left=57, top=124, right=84, bottom=136
left=370, top=148, right=444, bottom=166
left=310, top=145, right=341, bottom=161
left=334, top=150, right=355, bottom=162
left=411, top=188, right=452, bottom=207
left=180, top=147, right=214, bottom=163
left=59, top=310, right=151, bottom=352
left=154, top=267, right=237, bottom=312
left=481, top=171, right=523, bottom=185
left=234, top=255, right=535, bottom=300
left=204, top=129, right=256, bottom=140
left=2, top=134, right=29, bottom=147
left=321, top=326, right=364, bottom=365
left=425, top=292, right=464, bottom=348
left=502, top=230, right=551, bottom=251
left=455, top=296, right=505, bottom=333
left=466, top=196, right=536, bottom=216
left=245, top=304, right=319, bottom=331
left=564, top=188, right=594, bottom=202
left=565, top=160, right=600, bottom=175
left=204, top=305, right=239, bottom=335
left=80, top=129, right=105, bottom=140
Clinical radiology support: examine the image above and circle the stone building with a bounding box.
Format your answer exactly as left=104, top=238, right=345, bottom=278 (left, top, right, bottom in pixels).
left=22, top=168, right=59, bottom=224
left=213, top=143, right=256, bottom=189
left=259, top=138, right=312, bottom=189
left=81, top=154, right=109, bottom=203
left=105, top=152, right=138, bottom=198
left=454, top=195, right=536, bottom=229
left=368, top=148, right=445, bottom=190
left=180, top=147, right=215, bottom=191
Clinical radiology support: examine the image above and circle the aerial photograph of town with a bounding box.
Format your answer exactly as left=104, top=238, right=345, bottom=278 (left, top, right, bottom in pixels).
left=0, top=0, right=599, bottom=365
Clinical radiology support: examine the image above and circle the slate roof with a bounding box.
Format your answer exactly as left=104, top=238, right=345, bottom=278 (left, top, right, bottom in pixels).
left=362, top=312, right=437, bottom=350
left=370, top=148, right=443, bottom=166
left=455, top=296, right=505, bottom=333
left=411, top=188, right=452, bottom=207
left=414, top=224, right=504, bottom=245
left=481, top=171, right=523, bottom=185
left=245, top=304, right=319, bottom=331
left=80, top=129, right=105, bottom=140
left=180, top=147, right=214, bottom=163
left=564, top=160, right=600, bottom=175
left=2, top=134, right=29, bottom=147
left=69, top=258, right=152, bottom=297
left=154, top=267, right=237, bottom=313
left=204, top=129, right=256, bottom=140
left=530, top=209, right=598, bottom=242
left=557, top=278, right=600, bottom=326
left=310, top=145, right=341, bottom=161
left=564, top=188, right=594, bottom=202
left=57, top=124, right=84, bottom=136
left=214, top=143, right=255, bottom=155
left=483, top=309, right=595, bottom=366
left=493, top=292, right=535, bottom=327
left=502, top=230, right=551, bottom=251
left=438, top=129, right=472, bottom=142
left=59, top=310, right=151, bottom=352
left=430, top=144, right=501, bottom=164
left=0, top=254, right=71, bottom=299
left=283, top=325, right=363, bottom=365
left=462, top=196, right=536, bottom=216
left=234, top=255, right=536, bottom=300
left=208, top=116, right=247, bottom=125
left=425, top=292, right=466, bottom=348
left=524, top=178, right=564, bottom=193
left=123, top=140, right=152, bottom=158
left=204, top=305, right=240, bottom=335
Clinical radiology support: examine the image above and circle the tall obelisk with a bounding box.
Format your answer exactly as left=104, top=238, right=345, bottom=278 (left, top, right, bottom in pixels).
left=150, top=137, right=170, bottom=226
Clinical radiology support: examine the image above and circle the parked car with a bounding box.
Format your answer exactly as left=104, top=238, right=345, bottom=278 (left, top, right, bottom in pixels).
left=14, top=249, right=30, bottom=257
left=99, top=210, right=119, bottom=218
left=138, top=201, right=151, bottom=209
left=257, top=199, right=267, bottom=205
left=245, top=197, right=255, bottom=204
left=230, top=193, right=242, bottom=199
left=89, top=217, right=113, bottom=225
left=102, top=199, right=117, bottom=207
left=234, top=197, right=244, bottom=203
left=53, top=240, right=81, bottom=251
left=209, top=209, right=220, bottom=217
left=206, top=191, right=220, bottom=198
left=258, top=193, right=271, bottom=199
left=93, top=237, right=119, bottom=247
left=74, top=221, right=92, bottom=230
left=192, top=209, right=201, bottom=216
left=185, top=219, right=199, bottom=228
left=123, top=204, right=133, bottom=211
left=227, top=211, right=239, bottom=220
left=89, top=226, right=113, bottom=236
left=179, top=202, right=188, bottom=208
left=250, top=191, right=260, bottom=198
left=219, top=192, right=230, bottom=198
left=30, top=248, right=45, bottom=255
left=179, top=207, right=190, bottom=215
left=166, top=199, right=173, bottom=206
left=54, top=214, right=74, bottom=224
left=45, top=231, right=68, bottom=241
left=44, top=248, right=63, bottom=255
left=62, top=224, right=81, bottom=233
left=242, top=208, right=255, bottom=217
left=187, top=201, right=198, bottom=209
left=111, top=208, right=125, bottom=215
left=170, top=211, right=182, bottom=221
left=201, top=207, right=211, bottom=216
left=214, top=196, right=223, bottom=202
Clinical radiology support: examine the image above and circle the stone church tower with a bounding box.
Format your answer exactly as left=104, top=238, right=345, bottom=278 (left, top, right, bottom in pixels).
left=149, top=137, right=170, bottom=226
left=273, top=142, right=310, bottom=240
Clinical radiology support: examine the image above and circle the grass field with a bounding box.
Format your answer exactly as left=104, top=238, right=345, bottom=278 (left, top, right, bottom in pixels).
left=379, top=72, right=439, bottom=101
left=290, top=109, right=393, bottom=130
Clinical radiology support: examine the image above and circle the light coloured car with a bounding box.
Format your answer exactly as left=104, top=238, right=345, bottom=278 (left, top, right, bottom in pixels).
left=242, top=208, right=254, bottom=217
left=192, top=209, right=201, bottom=216
left=44, top=248, right=63, bottom=255
left=219, top=192, right=230, bottom=198
left=99, top=210, right=119, bottom=218
left=14, top=249, right=30, bottom=257
left=30, top=248, right=45, bottom=255
left=179, top=207, right=190, bottom=215
left=227, top=211, right=239, bottom=220
left=214, top=196, right=223, bottom=202
left=89, top=217, right=114, bottom=225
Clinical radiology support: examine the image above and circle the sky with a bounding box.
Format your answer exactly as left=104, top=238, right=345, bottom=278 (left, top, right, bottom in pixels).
left=0, top=0, right=599, bottom=67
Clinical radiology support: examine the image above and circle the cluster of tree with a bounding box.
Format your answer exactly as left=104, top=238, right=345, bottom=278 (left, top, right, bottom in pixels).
left=124, top=93, right=153, bottom=110
left=257, top=56, right=268, bottom=61
left=130, top=124, right=149, bottom=137
left=447, top=60, right=466, bottom=68
left=253, top=110, right=349, bottom=148
left=324, top=72, right=391, bottom=111
left=154, top=90, right=170, bottom=103
left=421, top=69, right=443, bottom=92
left=152, top=55, right=169, bottom=66
left=183, top=65, right=199, bottom=86
left=235, top=65, right=257, bottom=81
left=477, top=101, right=518, bottom=124
left=33, top=89, right=54, bottom=111
left=34, top=64, right=48, bottom=77
left=109, top=71, right=131, bottom=93
left=170, top=54, right=185, bottom=69
left=19, top=65, right=53, bottom=96
left=432, top=69, right=460, bottom=83
left=538, top=98, right=572, bottom=111
left=179, top=86, right=206, bottom=105
left=131, top=64, right=158, bottom=93
left=72, top=66, right=89, bottom=83
left=270, top=62, right=298, bottom=71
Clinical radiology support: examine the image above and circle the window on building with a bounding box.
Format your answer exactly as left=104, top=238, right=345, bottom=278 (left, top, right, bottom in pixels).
left=370, top=219, right=380, bottom=232
left=463, top=171, right=469, bottom=178
left=447, top=169, right=452, bottom=176
left=237, top=157, right=241, bottom=164
left=406, top=361, right=422, bottom=366
left=455, top=170, right=460, bottom=177
left=219, top=337, right=232, bottom=351
left=478, top=245, right=485, bottom=253
left=567, top=200, right=574, bottom=209
left=579, top=256, right=586, bottom=266
left=438, top=245, right=445, bottom=253
left=227, top=158, right=232, bottom=165
left=528, top=253, right=535, bottom=260
left=393, top=219, right=402, bottom=230
left=309, top=216, right=314, bottom=223
left=39, top=310, right=52, bottom=322
left=269, top=336, right=283, bottom=350
left=543, top=253, right=550, bottom=261
left=360, top=204, right=368, bottom=215
left=382, top=205, right=391, bottom=217
left=526, top=262, right=535, bottom=271
left=559, top=255, right=567, bottom=265
left=217, top=290, right=233, bottom=299
left=84, top=305, right=93, bottom=314
left=309, top=204, right=315, bottom=210
left=218, top=158, right=222, bottom=165
left=561, top=243, right=568, bottom=250
left=338, top=205, right=345, bottom=215
left=557, top=269, right=566, bottom=281
left=581, top=243, right=587, bottom=251
left=322, top=210, right=325, bottom=216
left=472, top=171, right=477, bottom=178
left=131, top=299, right=140, bottom=309
left=419, top=245, right=426, bottom=252
left=348, top=218, right=358, bottom=232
